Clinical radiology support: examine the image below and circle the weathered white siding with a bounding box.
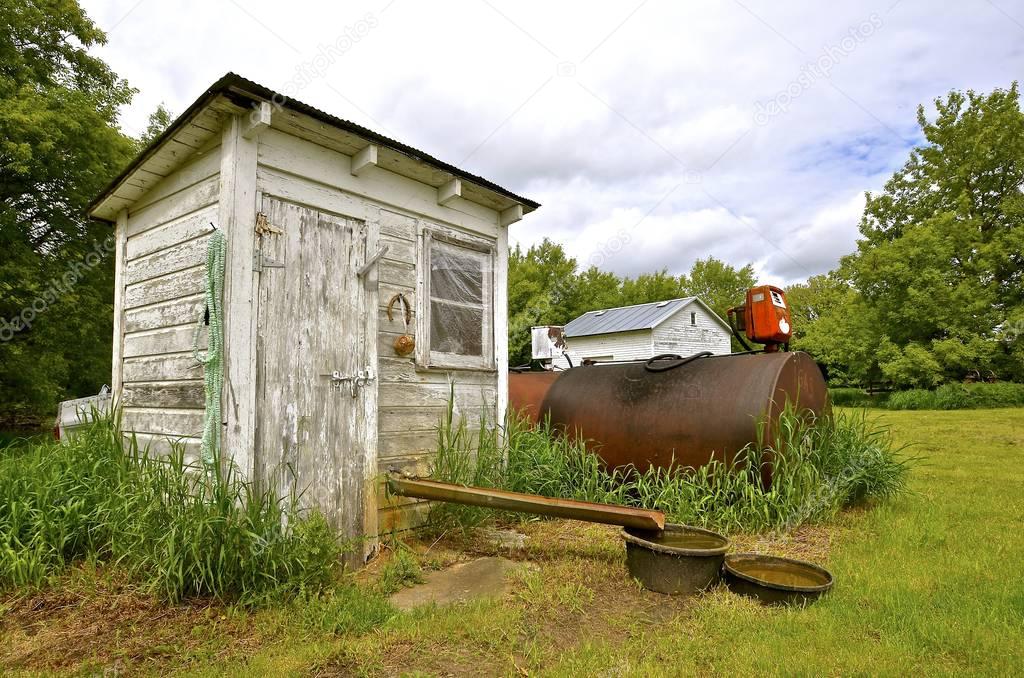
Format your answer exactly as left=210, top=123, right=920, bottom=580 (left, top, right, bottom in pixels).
left=254, top=128, right=501, bottom=534
left=374, top=209, right=500, bottom=532
left=652, top=304, right=732, bottom=356
left=552, top=302, right=731, bottom=369
left=117, top=142, right=221, bottom=459
left=552, top=330, right=654, bottom=369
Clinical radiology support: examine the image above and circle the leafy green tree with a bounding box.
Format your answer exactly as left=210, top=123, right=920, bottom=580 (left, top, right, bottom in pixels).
left=618, top=270, right=685, bottom=306
left=139, top=103, right=173, bottom=147
left=787, top=275, right=883, bottom=385
left=561, top=265, right=622, bottom=321
left=680, top=257, right=757, bottom=321
left=876, top=341, right=944, bottom=389
left=0, top=0, right=137, bottom=425
left=507, top=239, right=581, bottom=365
left=841, top=83, right=1024, bottom=385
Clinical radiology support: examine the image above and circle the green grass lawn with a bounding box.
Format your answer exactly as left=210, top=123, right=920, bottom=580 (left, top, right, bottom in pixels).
left=540, top=408, right=1024, bottom=675
left=2, top=409, right=1022, bottom=675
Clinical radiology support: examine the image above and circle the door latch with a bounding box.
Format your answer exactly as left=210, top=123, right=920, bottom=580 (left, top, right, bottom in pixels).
left=321, top=366, right=376, bottom=397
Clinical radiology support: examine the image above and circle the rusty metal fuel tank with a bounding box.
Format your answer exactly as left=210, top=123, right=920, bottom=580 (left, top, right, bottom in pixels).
left=534, top=351, right=828, bottom=475
left=508, top=370, right=563, bottom=424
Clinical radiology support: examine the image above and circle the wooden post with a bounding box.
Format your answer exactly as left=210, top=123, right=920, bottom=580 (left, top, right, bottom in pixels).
left=495, top=216, right=510, bottom=434
left=219, top=114, right=259, bottom=481
left=111, top=209, right=128, bottom=402
left=360, top=206, right=380, bottom=562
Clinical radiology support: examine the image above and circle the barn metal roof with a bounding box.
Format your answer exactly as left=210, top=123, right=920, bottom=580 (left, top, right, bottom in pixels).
left=564, top=297, right=729, bottom=337
left=88, top=72, right=540, bottom=221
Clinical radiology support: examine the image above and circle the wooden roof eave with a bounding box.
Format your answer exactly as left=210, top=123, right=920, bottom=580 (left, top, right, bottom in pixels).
left=89, top=73, right=539, bottom=224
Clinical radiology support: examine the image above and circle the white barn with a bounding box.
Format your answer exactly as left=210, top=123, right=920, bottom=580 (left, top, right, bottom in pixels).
left=552, top=297, right=732, bottom=369
left=87, top=73, right=538, bottom=564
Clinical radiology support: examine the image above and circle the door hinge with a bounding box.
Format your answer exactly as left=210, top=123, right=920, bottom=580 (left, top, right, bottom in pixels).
left=253, top=249, right=285, bottom=272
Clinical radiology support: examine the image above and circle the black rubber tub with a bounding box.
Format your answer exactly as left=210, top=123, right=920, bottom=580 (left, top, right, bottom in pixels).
left=723, top=553, right=834, bottom=606
left=621, top=524, right=729, bottom=595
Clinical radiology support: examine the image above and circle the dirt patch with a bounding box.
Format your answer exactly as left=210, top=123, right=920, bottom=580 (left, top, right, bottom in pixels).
left=359, top=518, right=844, bottom=675
left=0, top=519, right=845, bottom=676
left=511, top=522, right=692, bottom=655
left=0, top=570, right=260, bottom=674
left=728, top=520, right=846, bottom=563
left=358, top=520, right=692, bottom=676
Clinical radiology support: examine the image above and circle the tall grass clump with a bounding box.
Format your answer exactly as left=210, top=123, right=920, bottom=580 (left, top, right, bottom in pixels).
left=0, top=412, right=340, bottom=603
left=429, top=392, right=508, bottom=531
left=430, top=403, right=913, bottom=535
left=832, top=382, right=1024, bottom=410
left=887, top=382, right=1024, bottom=410
left=296, top=584, right=395, bottom=635
left=828, top=387, right=889, bottom=408
left=428, top=390, right=633, bottom=533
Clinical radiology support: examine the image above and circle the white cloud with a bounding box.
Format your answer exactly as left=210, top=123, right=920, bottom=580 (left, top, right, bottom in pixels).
left=81, top=0, right=1024, bottom=284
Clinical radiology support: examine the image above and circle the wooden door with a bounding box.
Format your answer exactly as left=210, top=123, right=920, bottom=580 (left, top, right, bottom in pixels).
left=254, top=196, right=371, bottom=559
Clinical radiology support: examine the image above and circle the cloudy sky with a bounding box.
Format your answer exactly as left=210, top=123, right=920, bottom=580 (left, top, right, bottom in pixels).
left=82, top=0, right=1024, bottom=285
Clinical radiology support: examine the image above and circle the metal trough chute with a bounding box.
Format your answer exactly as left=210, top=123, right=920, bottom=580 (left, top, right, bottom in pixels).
left=386, top=476, right=665, bottom=531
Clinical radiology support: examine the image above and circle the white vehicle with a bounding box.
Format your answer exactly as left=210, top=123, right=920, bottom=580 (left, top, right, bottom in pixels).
left=55, top=385, right=112, bottom=441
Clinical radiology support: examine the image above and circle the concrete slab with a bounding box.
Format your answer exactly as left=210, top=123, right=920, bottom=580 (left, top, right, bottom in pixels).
left=389, top=556, right=522, bottom=610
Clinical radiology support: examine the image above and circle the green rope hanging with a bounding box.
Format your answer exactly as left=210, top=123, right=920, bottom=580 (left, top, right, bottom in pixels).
left=192, top=228, right=227, bottom=468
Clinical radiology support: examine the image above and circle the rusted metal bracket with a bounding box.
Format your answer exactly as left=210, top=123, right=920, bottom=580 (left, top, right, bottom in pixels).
left=386, top=475, right=665, bottom=530
left=254, top=211, right=283, bottom=236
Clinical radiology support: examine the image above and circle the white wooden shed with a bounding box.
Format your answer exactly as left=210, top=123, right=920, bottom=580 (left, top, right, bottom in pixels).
left=87, top=73, right=538, bottom=562
left=551, top=297, right=731, bottom=369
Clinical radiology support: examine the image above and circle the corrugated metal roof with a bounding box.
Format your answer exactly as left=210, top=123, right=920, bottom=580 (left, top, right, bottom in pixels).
left=564, top=298, right=697, bottom=337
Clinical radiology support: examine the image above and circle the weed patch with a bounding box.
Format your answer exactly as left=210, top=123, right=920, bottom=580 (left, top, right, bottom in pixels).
left=375, top=547, right=425, bottom=595
left=430, top=403, right=912, bottom=535
left=297, top=585, right=395, bottom=635
left=0, top=414, right=341, bottom=603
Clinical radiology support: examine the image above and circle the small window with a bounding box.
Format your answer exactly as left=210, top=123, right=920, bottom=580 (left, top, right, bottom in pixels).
left=417, top=227, right=495, bottom=369
left=690, top=312, right=697, bottom=325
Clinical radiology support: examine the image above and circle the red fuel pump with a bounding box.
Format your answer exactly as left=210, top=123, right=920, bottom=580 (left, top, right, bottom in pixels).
left=727, top=285, right=792, bottom=352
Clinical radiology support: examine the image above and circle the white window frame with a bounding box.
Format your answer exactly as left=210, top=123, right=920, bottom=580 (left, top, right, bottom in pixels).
left=416, top=223, right=496, bottom=371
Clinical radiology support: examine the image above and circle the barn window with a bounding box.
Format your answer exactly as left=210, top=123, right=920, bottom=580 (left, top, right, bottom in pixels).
left=417, top=227, right=495, bottom=369
left=690, top=312, right=697, bottom=325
